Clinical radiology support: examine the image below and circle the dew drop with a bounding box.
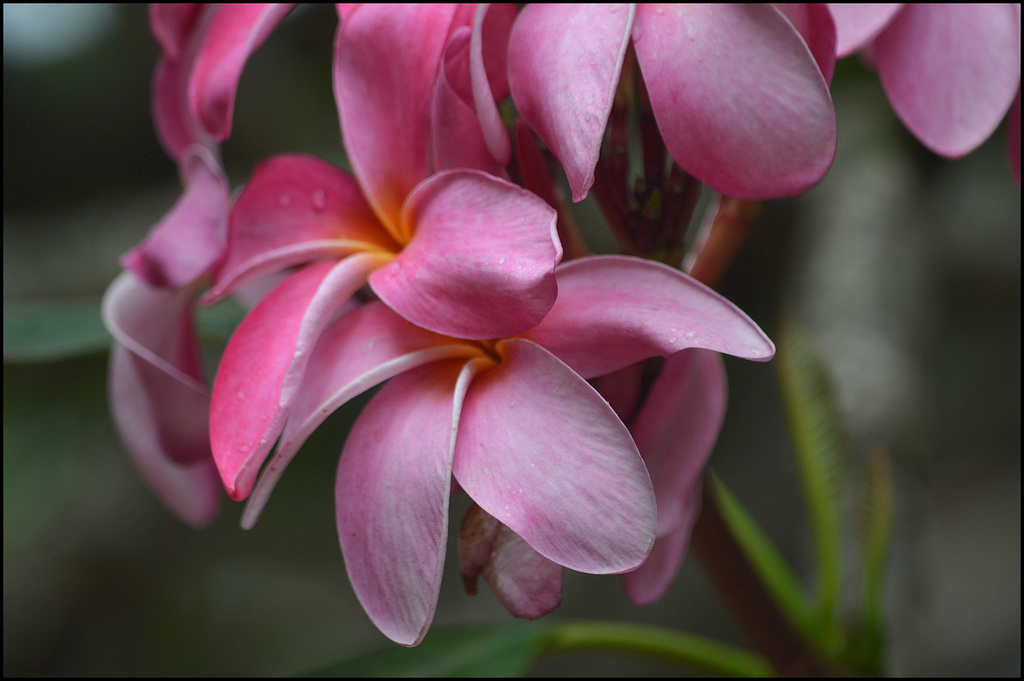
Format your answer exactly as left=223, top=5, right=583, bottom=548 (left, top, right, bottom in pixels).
left=498, top=256, right=507, bottom=264
left=278, top=191, right=293, bottom=208
left=685, top=330, right=697, bottom=340
left=236, top=390, right=246, bottom=400
left=311, top=189, right=327, bottom=211
left=668, top=336, right=677, bottom=344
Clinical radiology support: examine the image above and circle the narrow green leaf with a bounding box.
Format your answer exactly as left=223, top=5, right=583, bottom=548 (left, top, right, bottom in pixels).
left=843, top=446, right=894, bottom=675
left=301, top=622, right=555, bottom=677
left=544, top=620, right=774, bottom=677
left=3, top=298, right=110, bottom=363
left=710, top=474, right=819, bottom=647
left=774, top=314, right=846, bottom=648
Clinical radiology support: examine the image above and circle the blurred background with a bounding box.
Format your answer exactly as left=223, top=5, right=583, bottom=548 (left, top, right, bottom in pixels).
left=4, top=4, right=1019, bottom=676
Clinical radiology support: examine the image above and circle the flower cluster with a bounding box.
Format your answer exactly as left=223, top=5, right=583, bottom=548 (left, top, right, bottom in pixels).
left=104, top=3, right=930, bottom=646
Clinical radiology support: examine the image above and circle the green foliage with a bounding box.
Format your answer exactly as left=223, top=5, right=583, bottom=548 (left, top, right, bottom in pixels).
left=301, top=623, right=555, bottom=677
left=3, top=298, right=110, bottom=362
left=774, top=314, right=846, bottom=651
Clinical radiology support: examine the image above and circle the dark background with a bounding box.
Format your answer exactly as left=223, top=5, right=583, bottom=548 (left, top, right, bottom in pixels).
left=4, top=4, right=1019, bottom=676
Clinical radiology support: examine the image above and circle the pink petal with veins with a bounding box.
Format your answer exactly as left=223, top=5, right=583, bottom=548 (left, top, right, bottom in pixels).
left=206, top=154, right=395, bottom=302
left=210, top=254, right=387, bottom=500
left=874, top=3, right=1021, bottom=157
left=508, top=4, right=635, bottom=201
left=519, top=256, right=774, bottom=379
left=337, top=358, right=485, bottom=646
left=122, top=146, right=228, bottom=289
left=453, top=338, right=656, bottom=574
left=634, top=4, right=836, bottom=199
left=371, top=170, right=560, bottom=339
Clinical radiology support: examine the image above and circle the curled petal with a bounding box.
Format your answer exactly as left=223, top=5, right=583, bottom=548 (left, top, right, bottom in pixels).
left=432, top=28, right=508, bottom=177
left=150, top=3, right=204, bottom=60
left=206, top=154, right=395, bottom=302
left=508, top=4, right=634, bottom=202
left=337, top=358, right=485, bottom=646
left=633, top=4, right=836, bottom=199
left=632, top=350, right=726, bottom=536
left=874, top=4, right=1021, bottom=157
left=102, top=272, right=209, bottom=465
left=621, top=505, right=699, bottom=606
left=826, top=3, right=903, bottom=57
left=371, top=170, right=560, bottom=339
left=453, top=338, right=656, bottom=574
left=109, top=344, right=221, bottom=528
left=519, top=256, right=774, bottom=379
left=122, top=146, right=229, bottom=289
left=188, top=3, right=295, bottom=141
left=103, top=273, right=220, bottom=526
left=334, top=4, right=458, bottom=233
left=469, top=4, right=512, bottom=166
left=459, top=504, right=563, bottom=619
left=210, top=254, right=387, bottom=500
left=242, top=302, right=481, bottom=528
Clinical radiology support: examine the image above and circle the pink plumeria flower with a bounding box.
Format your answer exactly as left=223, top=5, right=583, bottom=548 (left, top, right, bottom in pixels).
left=828, top=3, right=1021, bottom=160
left=506, top=4, right=838, bottom=201
left=224, top=255, right=774, bottom=644
left=206, top=5, right=563, bottom=503
left=104, top=4, right=293, bottom=525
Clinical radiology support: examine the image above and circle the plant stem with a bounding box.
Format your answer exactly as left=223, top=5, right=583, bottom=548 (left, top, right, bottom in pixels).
left=544, top=620, right=774, bottom=677
left=689, top=478, right=834, bottom=676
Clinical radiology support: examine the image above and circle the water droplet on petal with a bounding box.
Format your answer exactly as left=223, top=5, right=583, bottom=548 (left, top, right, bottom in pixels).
left=312, top=189, right=327, bottom=211
left=236, top=390, right=246, bottom=400
left=685, top=330, right=697, bottom=340
left=279, top=191, right=293, bottom=208
left=498, top=256, right=507, bottom=264
left=669, top=336, right=678, bottom=344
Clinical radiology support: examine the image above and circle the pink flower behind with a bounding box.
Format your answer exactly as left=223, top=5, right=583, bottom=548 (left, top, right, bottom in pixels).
left=829, top=3, right=1021, bottom=159
left=507, top=4, right=838, bottom=201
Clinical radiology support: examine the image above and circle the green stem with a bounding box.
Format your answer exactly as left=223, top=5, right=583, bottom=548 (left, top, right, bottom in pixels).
left=544, top=620, right=774, bottom=677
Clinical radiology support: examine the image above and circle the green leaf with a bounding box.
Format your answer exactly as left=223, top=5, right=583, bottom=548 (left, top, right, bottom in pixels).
left=301, top=622, right=555, bottom=677
left=774, top=314, right=846, bottom=650
left=843, top=446, right=894, bottom=675
left=710, top=475, right=818, bottom=647
left=3, top=298, right=110, bottom=363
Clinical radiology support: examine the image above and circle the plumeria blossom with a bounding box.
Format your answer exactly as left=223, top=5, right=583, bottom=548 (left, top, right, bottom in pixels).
left=104, top=5, right=293, bottom=526
left=506, top=4, right=838, bottom=201
left=220, top=255, right=774, bottom=645
left=206, top=4, right=562, bottom=503
left=828, top=3, right=1021, bottom=160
